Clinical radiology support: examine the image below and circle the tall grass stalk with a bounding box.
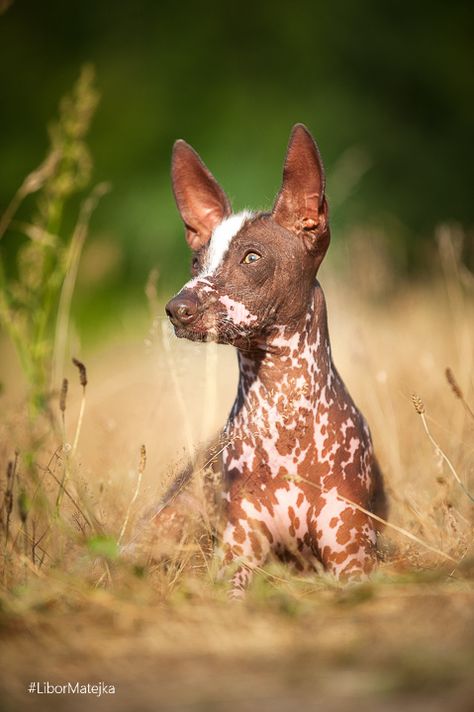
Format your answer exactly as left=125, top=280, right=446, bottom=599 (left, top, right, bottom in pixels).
left=118, top=445, right=147, bottom=545
left=411, top=394, right=474, bottom=504
left=161, top=320, right=195, bottom=459
left=0, top=65, right=105, bottom=421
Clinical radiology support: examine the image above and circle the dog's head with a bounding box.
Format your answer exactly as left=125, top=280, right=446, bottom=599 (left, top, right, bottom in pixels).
left=165, top=124, right=330, bottom=349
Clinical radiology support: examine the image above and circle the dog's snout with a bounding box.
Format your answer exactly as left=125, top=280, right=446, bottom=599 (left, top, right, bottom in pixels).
left=165, top=293, right=200, bottom=327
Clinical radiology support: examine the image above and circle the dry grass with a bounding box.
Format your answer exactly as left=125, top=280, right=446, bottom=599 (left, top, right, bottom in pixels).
left=0, top=235, right=473, bottom=711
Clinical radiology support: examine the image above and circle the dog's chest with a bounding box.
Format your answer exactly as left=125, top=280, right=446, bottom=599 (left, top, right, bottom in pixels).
left=239, top=481, right=313, bottom=547
left=223, top=375, right=355, bottom=483
left=221, top=362, right=374, bottom=516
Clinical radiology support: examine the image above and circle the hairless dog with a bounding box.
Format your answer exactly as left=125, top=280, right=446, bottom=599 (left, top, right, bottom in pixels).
left=165, top=124, right=387, bottom=597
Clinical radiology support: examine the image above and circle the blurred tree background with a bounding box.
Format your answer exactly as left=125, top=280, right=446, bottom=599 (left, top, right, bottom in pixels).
left=1, top=0, right=473, bottom=341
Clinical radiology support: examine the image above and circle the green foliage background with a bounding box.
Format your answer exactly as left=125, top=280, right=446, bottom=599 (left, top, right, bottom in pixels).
left=1, top=0, right=473, bottom=337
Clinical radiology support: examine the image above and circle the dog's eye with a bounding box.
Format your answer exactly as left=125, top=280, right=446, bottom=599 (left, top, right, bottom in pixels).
left=191, top=257, right=200, bottom=272
left=241, top=251, right=261, bottom=265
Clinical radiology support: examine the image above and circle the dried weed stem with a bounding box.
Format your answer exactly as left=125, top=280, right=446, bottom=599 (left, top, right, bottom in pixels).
left=445, top=367, right=474, bottom=422
left=71, top=358, right=88, bottom=457
left=119, top=445, right=147, bottom=544
left=411, top=393, right=474, bottom=504
left=161, top=320, right=195, bottom=459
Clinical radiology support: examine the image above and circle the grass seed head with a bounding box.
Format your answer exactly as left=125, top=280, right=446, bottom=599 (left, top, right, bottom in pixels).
left=72, top=358, right=87, bottom=388
left=59, top=378, right=68, bottom=412
left=139, top=444, right=147, bottom=474
left=445, top=367, right=463, bottom=399
left=411, top=393, right=425, bottom=415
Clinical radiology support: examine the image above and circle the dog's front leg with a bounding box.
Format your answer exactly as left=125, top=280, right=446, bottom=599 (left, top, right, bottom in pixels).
left=219, top=518, right=271, bottom=599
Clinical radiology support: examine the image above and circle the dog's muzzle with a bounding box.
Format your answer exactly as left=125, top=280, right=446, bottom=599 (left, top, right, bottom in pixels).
left=165, top=292, right=200, bottom=328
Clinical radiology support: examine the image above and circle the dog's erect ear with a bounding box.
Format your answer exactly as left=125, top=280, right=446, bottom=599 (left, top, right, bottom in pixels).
left=172, top=140, right=232, bottom=250
left=272, top=124, right=329, bottom=253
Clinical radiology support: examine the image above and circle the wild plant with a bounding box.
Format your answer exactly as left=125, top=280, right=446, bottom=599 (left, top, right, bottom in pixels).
left=0, top=65, right=107, bottom=421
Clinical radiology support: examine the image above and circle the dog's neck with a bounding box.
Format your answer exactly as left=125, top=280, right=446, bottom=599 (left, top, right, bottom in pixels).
left=230, top=282, right=336, bottom=422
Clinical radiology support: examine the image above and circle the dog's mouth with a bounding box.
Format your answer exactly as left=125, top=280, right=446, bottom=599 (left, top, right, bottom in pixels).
left=172, top=322, right=254, bottom=348
left=173, top=325, right=212, bottom=343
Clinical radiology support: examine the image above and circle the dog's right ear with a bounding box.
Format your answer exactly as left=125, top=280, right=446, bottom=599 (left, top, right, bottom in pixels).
left=171, top=140, right=232, bottom=250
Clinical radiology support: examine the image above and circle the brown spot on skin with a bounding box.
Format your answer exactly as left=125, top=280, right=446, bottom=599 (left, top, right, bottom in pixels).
left=256, top=519, right=274, bottom=544
left=275, top=422, right=297, bottom=456
left=336, top=526, right=351, bottom=545
left=324, top=548, right=350, bottom=565
left=233, top=525, right=246, bottom=544
left=223, top=548, right=234, bottom=565
left=346, top=541, right=361, bottom=555
left=248, top=530, right=263, bottom=559
left=288, top=508, right=296, bottom=537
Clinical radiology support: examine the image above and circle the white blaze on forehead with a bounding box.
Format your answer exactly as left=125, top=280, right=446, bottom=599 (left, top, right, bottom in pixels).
left=203, top=210, right=254, bottom=275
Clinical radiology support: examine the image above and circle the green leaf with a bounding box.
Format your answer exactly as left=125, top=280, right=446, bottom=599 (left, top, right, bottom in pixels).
left=87, top=535, right=119, bottom=561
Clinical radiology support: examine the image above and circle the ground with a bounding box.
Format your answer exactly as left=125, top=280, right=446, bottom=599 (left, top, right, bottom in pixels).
left=1, top=568, right=473, bottom=711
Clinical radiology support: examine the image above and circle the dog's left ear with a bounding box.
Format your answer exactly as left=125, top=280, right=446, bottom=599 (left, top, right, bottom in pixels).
left=272, top=124, right=329, bottom=253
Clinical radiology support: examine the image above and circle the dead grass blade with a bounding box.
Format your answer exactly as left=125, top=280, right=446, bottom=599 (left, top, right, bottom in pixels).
left=411, top=393, right=474, bottom=504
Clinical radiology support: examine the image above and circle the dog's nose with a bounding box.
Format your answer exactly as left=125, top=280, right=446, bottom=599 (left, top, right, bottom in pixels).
left=165, top=293, right=200, bottom=327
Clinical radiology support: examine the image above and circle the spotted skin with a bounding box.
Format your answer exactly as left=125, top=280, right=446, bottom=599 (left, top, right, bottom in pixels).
left=166, top=124, right=387, bottom=597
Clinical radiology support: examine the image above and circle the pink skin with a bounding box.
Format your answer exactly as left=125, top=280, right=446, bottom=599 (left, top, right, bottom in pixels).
left=166, top=124, right=387, bottom=597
